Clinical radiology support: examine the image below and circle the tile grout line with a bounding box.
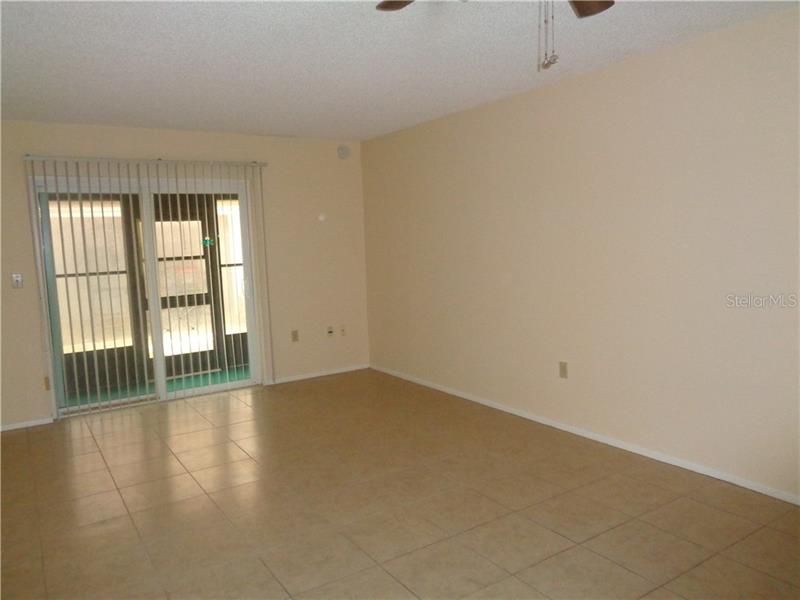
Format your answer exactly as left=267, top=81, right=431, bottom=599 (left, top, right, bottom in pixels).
left=90, top=410, right=169, bottom=598
left=28, top=427, right=51, bottom=600
left=375, top=564, right=424, bottom=600
left=699, top=523, right=800, bottom=589
left=198, top=470, right=295, bottom=600
left=8, top=374, right=798, bottom=599
left=633, top=497, right=762, bottom=551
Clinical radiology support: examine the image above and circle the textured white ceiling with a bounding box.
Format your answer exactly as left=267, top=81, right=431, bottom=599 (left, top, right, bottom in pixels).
left=1, top=1, right=785, bottom=140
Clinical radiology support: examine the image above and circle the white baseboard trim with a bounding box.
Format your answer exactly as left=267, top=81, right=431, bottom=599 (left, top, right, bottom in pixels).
left=1, top=416, right=55, bottom=432
left=370, top=364, right=800, bottom=506
left=273, top=364, right=370, bottom=385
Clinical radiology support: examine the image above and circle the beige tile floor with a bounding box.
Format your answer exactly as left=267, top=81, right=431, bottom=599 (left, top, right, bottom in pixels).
left=1, top=369, right=798, bottom=599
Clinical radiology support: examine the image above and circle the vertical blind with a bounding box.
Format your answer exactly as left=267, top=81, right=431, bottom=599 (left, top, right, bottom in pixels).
left=26, top=157, right=264, bottom=414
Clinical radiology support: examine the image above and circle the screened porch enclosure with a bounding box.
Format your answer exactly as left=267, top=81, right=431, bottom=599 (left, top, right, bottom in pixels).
left=29, top=159, right=262, bottom=413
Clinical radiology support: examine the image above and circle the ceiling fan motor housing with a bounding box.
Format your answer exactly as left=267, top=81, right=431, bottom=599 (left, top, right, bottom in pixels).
left=570, top=0, right=615, bottom=18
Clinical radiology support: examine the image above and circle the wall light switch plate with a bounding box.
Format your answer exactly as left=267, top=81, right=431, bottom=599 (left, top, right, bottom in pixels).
left=11, top=273, right=23, bottom=288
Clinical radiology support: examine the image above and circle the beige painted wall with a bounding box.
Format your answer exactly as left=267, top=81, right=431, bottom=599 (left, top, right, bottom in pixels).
left=363, top=9, right=799, bottom=499
left=1, top=121, right=369, bottom=427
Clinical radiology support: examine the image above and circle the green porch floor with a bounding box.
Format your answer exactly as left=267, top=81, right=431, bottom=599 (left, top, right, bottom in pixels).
left=61, top=366, right=250, bottom=409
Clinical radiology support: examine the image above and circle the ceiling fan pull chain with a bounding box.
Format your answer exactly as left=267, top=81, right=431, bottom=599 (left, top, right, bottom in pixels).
left=552, top=1, right=556, bottom=58
left=546, top=0, right=553, bottom=65
left=542, top=0, right=548, bottom=64
left=540, top=0, right=558, bottom=70
left=538, top=0, right=543, bottom=69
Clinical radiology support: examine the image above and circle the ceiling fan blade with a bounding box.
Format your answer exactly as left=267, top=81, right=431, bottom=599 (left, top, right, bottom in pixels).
left=376, top=0, right=414, bottom=11
left=569, top=0, right=614, bottom=18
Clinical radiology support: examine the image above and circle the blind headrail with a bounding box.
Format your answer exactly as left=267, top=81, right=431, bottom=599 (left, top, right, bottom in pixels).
left=24, top=154, right=267, bottom=168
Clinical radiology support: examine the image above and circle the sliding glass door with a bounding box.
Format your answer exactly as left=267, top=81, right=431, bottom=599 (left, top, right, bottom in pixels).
left=44, top=190, right=152, bottom=408
left=150, top=193, right=250, bottom=391
left=28, top=159, right=263, bottom=414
